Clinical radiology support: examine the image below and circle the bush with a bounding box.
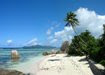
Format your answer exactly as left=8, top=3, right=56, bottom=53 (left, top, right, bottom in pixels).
left=42, top=52, right=49, bottom=56
left=56, top=50, right=62, bottom=54
left=99, top=60, right=105, bottom=67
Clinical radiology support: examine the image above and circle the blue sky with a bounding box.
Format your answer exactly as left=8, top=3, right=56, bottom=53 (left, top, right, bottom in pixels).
left=0, top=0, right=105, bottom=47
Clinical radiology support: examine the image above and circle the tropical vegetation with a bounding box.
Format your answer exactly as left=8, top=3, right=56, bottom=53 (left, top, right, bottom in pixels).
left=60, top=12, right=105, bottom=66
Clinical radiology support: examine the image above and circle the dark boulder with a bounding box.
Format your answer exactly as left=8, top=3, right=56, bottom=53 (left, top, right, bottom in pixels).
left=0, top=69, right=25, bottom=75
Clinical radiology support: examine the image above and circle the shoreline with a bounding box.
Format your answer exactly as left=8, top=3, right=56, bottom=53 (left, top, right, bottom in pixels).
left=8, top=55, right=46, bottom=75
left=1, top=54, right=95, bottom=75
left=36, top=55, right=51, bottom=74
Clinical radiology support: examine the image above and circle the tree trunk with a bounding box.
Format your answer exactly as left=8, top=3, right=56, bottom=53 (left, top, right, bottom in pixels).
left=72, top=26, right=88, bottom=55
left=72, top=26, right=87, bottom=47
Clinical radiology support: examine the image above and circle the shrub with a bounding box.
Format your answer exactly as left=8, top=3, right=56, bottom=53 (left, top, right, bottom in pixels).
left=99, top=60, right=105, bottom=67
left=42, top=52, right=49, bottom=56
left=56, top=50, right=62, bottom=54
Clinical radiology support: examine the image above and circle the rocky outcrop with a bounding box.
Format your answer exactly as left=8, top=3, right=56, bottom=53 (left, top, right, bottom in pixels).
left=11, top=50, right=20, bottom=59
left=88, top=59, right=105, bottom=75
left=0, top=69, right=25, bottom=75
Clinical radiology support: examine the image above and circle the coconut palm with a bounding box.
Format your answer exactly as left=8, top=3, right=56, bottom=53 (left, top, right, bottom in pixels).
left=65, top=12, right=88, bottom=55
left=65, top=12, right=79, bottom=31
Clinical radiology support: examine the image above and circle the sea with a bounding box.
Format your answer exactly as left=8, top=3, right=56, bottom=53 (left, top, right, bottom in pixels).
left=0, top=48, right=57, bottom=69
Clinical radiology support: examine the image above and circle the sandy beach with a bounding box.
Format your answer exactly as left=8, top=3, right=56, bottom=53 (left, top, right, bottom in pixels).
left=36, top=54, right=93, bottom=75
left=10, top=54, right=94, bottom=75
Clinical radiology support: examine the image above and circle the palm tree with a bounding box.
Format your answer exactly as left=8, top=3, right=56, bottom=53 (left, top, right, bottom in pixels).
left=65, top=12, right=88, bottom=55
left=65, top=12, right=79, bottom=31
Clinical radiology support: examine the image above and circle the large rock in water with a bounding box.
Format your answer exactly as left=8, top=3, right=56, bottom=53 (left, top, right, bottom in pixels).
left=11, top=50, right=20, bottom=59
left=0, top=69, right=25, bottom=75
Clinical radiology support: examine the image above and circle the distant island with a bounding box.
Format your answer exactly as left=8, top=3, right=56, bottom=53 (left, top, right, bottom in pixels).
left=23, top=45, right=56, bottom=49
left=0, top=45, right=56, bottom=49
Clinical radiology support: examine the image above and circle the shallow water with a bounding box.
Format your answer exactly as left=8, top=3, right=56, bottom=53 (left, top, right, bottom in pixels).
left=0, top=48, right=53, bottom=69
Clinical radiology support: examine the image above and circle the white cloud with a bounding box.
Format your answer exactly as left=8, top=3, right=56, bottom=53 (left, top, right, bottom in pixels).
left=6, top=40, right=13, bottom=46
left=25, top=38, right=38, bottom=46
left=75, top=7, right=105, bottom=37
left=46, top=22, right=61, bottom=46
left=46, top=29, right=52, bottom=35
left=48, top=36, right=53, bottom=40
left=48, top=27, right=73, bottom=46
left=46, top=23, right=60, bottom=35
left=48, top=7, right=105, bottom=47
left=54, top=27, right=73, bottom=41
left=7, top=40, right=13, bottom=44
left=50, top=38, right=58, bottom=44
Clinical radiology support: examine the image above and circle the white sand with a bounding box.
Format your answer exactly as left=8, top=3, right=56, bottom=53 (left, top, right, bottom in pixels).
left=9, top=54, right=94, bottom=75
left=37, top=54, right=93, bottom=75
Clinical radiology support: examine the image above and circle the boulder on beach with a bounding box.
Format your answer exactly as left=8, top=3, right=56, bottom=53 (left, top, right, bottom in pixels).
left=0, top=69, right=25, bottom=75
left=11, top=50, right=20, bottom=59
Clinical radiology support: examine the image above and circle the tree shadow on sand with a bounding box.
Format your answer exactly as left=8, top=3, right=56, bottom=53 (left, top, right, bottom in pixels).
left=48, top=59, right=61, bottom=61
left=79, top=57, right=105, bottom=75
left=79, top=57, right=89, bottom=64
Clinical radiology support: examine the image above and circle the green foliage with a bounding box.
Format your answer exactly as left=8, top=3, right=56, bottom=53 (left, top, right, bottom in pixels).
left=68, top=30, right=97, bottom=56
left=65, top=12, right=89, bottom=56
left=64, top=11, right=105, bottom=66
left=67, top=25, right=105, bottom=66
left=95, top=24, right=105, bottom=62
left=99, top=60, right=105, bottom=67
left=65, top=12, right=79, bottom=27
left=42, top=51, right=49, bottom=56
left=89, top=46, right=100, bottom=62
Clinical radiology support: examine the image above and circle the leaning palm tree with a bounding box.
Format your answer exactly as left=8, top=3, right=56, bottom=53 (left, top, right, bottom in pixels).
left=65, top=12, right=88, bottom=55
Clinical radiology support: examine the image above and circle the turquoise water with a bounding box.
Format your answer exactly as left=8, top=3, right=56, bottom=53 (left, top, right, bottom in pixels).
left=0, top=48, right=53, bottom=69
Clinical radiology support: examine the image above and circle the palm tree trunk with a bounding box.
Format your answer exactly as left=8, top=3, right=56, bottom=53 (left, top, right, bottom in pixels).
left=72, top=26, right=87, bottom=46
left=72, top=26, right=88, bottom=56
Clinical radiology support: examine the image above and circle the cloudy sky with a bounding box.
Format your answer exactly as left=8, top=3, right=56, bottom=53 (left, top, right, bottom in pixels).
left=0, top=0, right=105, bottom=47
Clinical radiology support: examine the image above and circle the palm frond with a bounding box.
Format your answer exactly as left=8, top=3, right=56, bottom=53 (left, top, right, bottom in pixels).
left=65, top=12, right=79, bottom=27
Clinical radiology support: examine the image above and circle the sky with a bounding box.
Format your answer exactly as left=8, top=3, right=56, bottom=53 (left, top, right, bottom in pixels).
left=0, top=0, right=105, bottom=47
